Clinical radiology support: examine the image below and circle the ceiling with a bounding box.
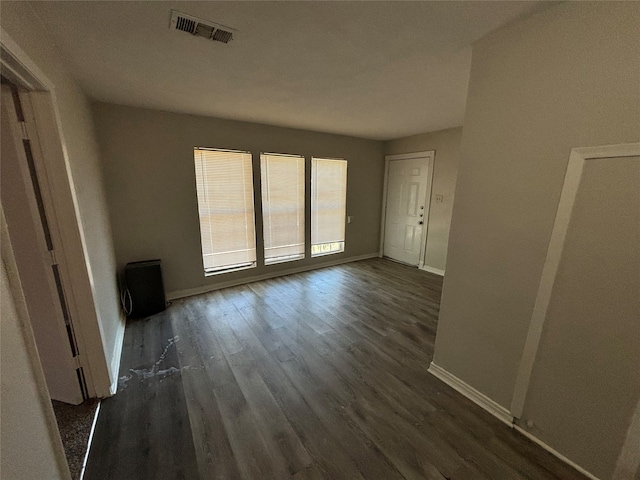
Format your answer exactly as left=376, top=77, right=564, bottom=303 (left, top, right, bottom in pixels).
left=30, top=1, right=554, bottom=141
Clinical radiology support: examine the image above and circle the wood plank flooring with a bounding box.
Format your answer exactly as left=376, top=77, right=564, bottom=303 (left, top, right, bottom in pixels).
left=85, top=258, right=587, bottom=480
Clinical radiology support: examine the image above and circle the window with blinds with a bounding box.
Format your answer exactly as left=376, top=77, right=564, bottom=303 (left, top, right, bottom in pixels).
left=193, top=148, right=257, bottom=274
left=261, top=153, right=305, bottom=265
left=311, top=158, right=347, bottom=257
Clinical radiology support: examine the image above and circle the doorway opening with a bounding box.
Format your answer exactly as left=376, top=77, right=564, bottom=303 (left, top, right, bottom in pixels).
left=1, top=77, right=99, bottom=480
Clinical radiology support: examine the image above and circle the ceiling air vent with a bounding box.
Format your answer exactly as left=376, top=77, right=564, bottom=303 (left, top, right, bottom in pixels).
left=170, top=10, right=236, bottom=44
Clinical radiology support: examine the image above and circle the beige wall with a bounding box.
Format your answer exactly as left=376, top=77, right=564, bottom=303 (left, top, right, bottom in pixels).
left=1, top=2, right=123, bottom=392
left=432, top=1, right=640, bottom=477
left=93, top=103, right=385, bottom=296
left=523, top=156, right=640, bottom=479
left=384, top=127, right=461, bottom=272
left=1, top=208, right=70, bottom=480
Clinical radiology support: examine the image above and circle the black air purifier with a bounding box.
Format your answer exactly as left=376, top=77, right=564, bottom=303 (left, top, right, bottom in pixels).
left=124, top=259, right=166, bottom=318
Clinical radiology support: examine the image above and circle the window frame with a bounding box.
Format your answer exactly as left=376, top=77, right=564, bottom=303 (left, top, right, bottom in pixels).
left=193, top=147, right=258, bottom=276
left=192, top=148, right=349, bottom=276
left=310, top=157, right=348, bottom=258
left=260, top=152, right=306, bottom=266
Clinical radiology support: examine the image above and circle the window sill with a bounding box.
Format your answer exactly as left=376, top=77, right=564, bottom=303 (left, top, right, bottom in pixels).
left=204, top=263, right=256, bottom=277
left=265, top=255, right=305, bottom=266
left=311, top=250, right=344, bottom=258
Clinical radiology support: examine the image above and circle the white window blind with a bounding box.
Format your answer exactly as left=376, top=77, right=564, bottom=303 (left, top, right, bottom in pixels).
left=261, top=153, right=305, bottom=265
left=194, top=148, right=257, bottom=273
left=311, top=158, right=347, bottom=257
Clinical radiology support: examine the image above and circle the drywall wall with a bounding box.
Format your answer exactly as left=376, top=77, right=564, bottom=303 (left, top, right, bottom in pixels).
left=522, top=156, right=640, bottom=480
left=384, top=127, right=461, bottom=272
left=93, top=103, right=385, bottom=296
left=435, top=0, right=639, bottom=407
left=432, top=1, right=639, bottom=475
left=1, top=2, right=123, bottom=392
left=1, top=208, right=70, bottom=480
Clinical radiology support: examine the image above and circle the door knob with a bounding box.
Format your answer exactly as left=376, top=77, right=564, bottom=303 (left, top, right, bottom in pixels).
left=418, top=221, right=424, bottom=225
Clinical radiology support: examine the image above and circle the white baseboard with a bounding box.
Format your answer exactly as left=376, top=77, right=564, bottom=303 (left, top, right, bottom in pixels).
left=513, top=425, right=600, bottom=480
left=428, top=362, right=600, bottom=479
left=79, top=401, right=101, bottom=480
left=428, top=362, right=514, bottom=427
left=613, top=396, right=640, bottom=480
left=167, top=253, right=379, bottom=300
left=420, top=265, right=445, bottom=276
left=108, top=313, right=126, bottom=395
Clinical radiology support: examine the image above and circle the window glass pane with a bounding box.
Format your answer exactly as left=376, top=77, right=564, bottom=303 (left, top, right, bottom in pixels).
left=194, top=148, right=256, bottom=273
left=261, top=153, right=305, bottom=265
left=311, top=158, right=347, bottom=257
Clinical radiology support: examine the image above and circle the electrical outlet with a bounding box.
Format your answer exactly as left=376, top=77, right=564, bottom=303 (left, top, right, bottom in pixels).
left=435, top=194, right=444, bottom=203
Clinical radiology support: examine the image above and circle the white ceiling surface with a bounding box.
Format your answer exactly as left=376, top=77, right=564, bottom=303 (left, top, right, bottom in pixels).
left=30, top=1, right=552, bottom=140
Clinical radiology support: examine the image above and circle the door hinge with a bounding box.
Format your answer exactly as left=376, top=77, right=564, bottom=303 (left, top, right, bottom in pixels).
left=49, top=249, right=59, bottom=265
left=19, top=121, right=29, bottom=140
left=72, top=354, right=82, bottom=369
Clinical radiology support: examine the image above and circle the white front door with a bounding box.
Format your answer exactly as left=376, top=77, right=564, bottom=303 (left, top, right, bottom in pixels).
left=383, top=156, right=430, bottom=266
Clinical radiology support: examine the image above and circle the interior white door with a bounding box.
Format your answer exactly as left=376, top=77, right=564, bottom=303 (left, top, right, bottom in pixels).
left=1, top=85, right=84, bottom=405
left=383, top=157, right=429, bottom=265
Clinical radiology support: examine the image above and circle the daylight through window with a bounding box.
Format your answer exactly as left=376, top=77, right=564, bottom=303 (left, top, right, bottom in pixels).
left=193, top=148, right=257, bottom=273
left=261, top=153, right=305, bottom=265
left=311, top=158, right=347, bottom=257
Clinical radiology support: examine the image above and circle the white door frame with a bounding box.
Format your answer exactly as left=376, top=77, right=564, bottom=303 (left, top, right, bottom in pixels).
left=379, top=150, right=435, bottom=268
left=1, top=28, right=113, bottom=398
left=2, top=85, right=86, bottom=404
left=1, top=207, right=73, bottom=479
left=511, top=142, right=640, bottom=419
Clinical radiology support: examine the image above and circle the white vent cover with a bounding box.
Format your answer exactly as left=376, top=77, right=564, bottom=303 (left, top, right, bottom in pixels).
left=170, top=10, right=235, bottom=44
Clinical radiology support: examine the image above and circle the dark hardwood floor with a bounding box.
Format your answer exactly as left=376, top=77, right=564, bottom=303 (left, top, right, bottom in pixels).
left=85, top=258, right=586, bottom=480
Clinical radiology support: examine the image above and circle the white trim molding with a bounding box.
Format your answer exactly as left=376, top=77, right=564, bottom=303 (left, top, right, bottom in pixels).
left=79, top=402, right=101, bottom=480
left=427, top=361, right=601, bottom=478
left=428, top=362, right=514, bottom=427
left=511, top=143, right=640, bottom=419
left=513, top=425, right=601, bottom=480
left=384, top=151, right=435, bottom=161
left=167, top=253, right=378, bottom=300
left=109, top=314, right=126, bottom=395
left=420, top=265, right=445, bottom=276
left=613, top=396, right=640, bottom=480
left=2, top=28, right=118, bottom=399
left=1, top=207, right=72, bottom=478
left=1, top=28, right=50, bottom=91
